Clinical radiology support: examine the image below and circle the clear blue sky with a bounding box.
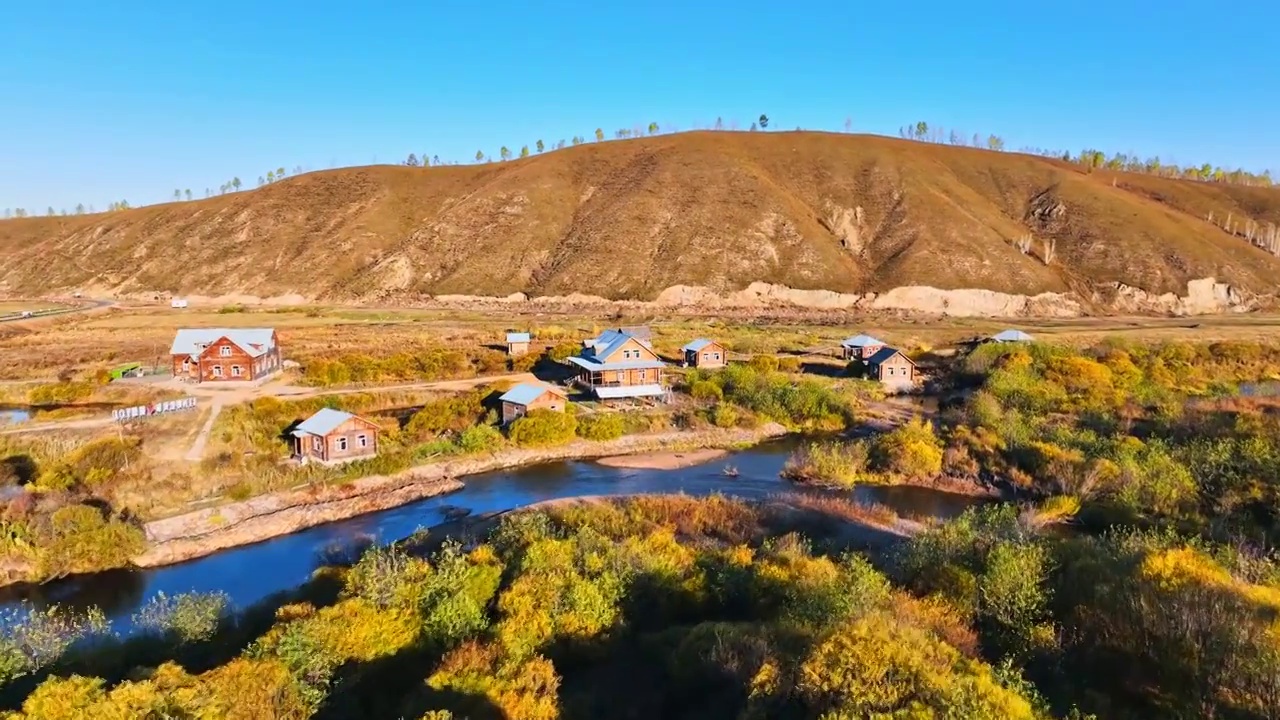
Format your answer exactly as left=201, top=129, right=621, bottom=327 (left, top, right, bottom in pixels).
left=3, top=1, right=1277, bottom=212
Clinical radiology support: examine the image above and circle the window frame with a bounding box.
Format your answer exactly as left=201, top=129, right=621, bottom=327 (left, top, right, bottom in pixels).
left=337, top=437, right=349, bottom=452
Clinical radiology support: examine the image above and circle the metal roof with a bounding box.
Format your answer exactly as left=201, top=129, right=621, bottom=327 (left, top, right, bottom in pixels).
left=866, top=347, right=912, bottom=365
left=293, top=408, right=358, bottom=437
left=582, top=329, right=656, bottom=362
left=499, top=383, right=564, bottom=406
left=841, top=334, right=884, bottom=348
left=566, top=356, right=667, bottom=371
left=170, top=328, right=277, bottom=358
left=991, top=329, right=1034, bottom=342
left=506, top=332, right=531, bottom=343
left=682, top=338, right=716, bottom=352
left=594, top=384, right=665, bottom=399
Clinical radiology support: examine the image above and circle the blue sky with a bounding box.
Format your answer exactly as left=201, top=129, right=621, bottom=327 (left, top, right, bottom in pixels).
left=3, top=1, right=1277, bottom=212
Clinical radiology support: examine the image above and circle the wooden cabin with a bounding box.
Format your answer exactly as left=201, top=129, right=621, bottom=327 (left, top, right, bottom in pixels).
left=498, top=383, right=568, bottom=424
left=291, top=408, right=379, bottom=465
left=170, top=328, right=282, bottom=383
left=506, top=332, right=531, bottom=357
left=568, top=329, right=667, bottom=401
left=682, top=338, right=727, bottom=368
left=865, top=347, right=917, bottom=389
left=840, top=334, right=885, bottom=361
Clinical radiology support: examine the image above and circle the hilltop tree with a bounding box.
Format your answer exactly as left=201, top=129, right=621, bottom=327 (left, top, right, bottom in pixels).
left=914, top=121, right=929, bottom=140
left=750, top=122, right=758, bottom=131
left=759, top=114, right=769, bottom=129
left=405, top=153, right=420, bottom=167
left=433, top=155, right=441, bottom=166
left=714, top=117, right=724, bottom=130
left=276, top=167, right=285, bottom=179
left=648, top=122, right=659, bottom=135
left=232, top=177, right=241, bottom=191
left=556, top=140, right=566, bottom=150
left=500, top=146, right=512, bottom=161
left=46, top=207, right=55, bottom=216
left=267, top=171, right=276, bottom=183
left=258, top=176, right=265, bottom=187
left=536, top=139, right=545, bottom=153
left=987, top=135, right=1005, bottom=151
left=520, top=145, right=529, bottom=158
left=173, top=189, right=181, bottom=201
left=844, top=117, right=853, bottom=132
left=475, top=150, right=484, bottom=163
left=75, top=203, right=85, bottom=215
left=594, top=128, right=604, bottom=142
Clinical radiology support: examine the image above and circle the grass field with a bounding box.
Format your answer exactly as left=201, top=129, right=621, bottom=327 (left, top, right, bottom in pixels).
left=0, top=300, right=65, bottom=314
left=5, top=302, right=1280, bottom=382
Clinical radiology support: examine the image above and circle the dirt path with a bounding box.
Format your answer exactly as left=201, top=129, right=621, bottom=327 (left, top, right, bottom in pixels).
left=185, top=400, right=224, bottom=462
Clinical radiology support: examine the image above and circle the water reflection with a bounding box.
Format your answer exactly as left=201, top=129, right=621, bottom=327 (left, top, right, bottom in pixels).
left=0, top=440, right=984, bottom=625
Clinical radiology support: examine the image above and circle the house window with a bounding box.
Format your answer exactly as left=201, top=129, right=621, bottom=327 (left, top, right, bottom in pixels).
left=357, top=434, right=368, bottom=448
left=639, top=369, right=648, bottom=382
left=712, top=352, right=721, bottom=360
left=313, top=436, right=322, bottom=451
left=337, top=437, right=348, bottom=451
left=219, top=346, right=231, bottom=357
left=231, top=365, right=242, bottom=377
left=181, top=358, right=190, bottom=370
left=212, top=365, right=222, bottom=377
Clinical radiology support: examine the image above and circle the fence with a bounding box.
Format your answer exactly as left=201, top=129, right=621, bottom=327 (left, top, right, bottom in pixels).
left=112, top=397, right=198, bottom=422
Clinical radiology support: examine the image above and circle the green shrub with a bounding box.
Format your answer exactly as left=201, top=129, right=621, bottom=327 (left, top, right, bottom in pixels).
left=709, top=403, right=740, bottom=428
left=782, top=442, right=871, bottom=486
left=225, top=481, right=254, bottom=501
left=748, top=355, right=780, bottom=373
left=689, top=380, right=723, bottom=402
left=508, top=410, right=578, bottom=447
left=459, top=424, right=504, bottom=454
left=133, top=591, right=230, bottom=644
left=777, top=356, right=802, bottom=373
left=872, top=417, right=944, bottom=478
left=576, top=413, right=625, bottom=441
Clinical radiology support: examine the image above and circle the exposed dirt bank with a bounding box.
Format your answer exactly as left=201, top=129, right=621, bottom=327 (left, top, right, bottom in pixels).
left=594, top=448, right=729, bottom=470
left=133, top=423, right=788, bottom=568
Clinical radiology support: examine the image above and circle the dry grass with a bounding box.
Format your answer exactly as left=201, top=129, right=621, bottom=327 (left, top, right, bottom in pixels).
left=3, top=132, right=1280, bottom=302
left=769, top=492, right=900, bottom=528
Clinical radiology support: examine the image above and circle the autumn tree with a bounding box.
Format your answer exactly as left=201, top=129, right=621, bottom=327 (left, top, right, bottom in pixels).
left=987, top=135, right=1004, bottom=151
left=475, top=150, right=484, bottom=163
left=915, top=121, right=929, bottom=140
left=232, top=177, right=241, bottom=191
left=520, top=145, right=529, bottom=158
left=500, top=146, right=512, bottom=161
left=647, top=122, right=659, bottom=135
left=594, top=128, right=604, bottom=142
left=276, top=167, right=285, bottom=179
left=535, top=139, right=545, bottom=153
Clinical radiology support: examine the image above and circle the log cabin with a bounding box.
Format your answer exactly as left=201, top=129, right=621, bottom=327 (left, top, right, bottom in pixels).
left=840, top=334, right=885, bottom=361
left=498, top=383, right=568, bottom=424
left=291, top=408, right=379, bottom=465
left=682, top=338, right=727, bottom=368
left=865, top=347, right=917, bottom=389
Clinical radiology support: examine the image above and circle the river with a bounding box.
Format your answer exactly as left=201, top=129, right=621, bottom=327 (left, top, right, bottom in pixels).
left=0, top=439, right=984, bottom=625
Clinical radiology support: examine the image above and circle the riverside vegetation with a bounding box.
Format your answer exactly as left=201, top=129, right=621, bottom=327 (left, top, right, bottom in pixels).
left=2, top=492, right=1278, bottom=719
left=0, top=362, right=860, bottom=585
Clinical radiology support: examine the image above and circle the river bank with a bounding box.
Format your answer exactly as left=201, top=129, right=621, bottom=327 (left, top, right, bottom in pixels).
left=133, top=422, right=789, bottom=569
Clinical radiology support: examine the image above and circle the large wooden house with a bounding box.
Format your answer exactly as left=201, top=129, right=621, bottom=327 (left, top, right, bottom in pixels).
left=170, top=328, right=282, bottom=383
left=498, top=383, right=568, bottom=424
left=682, top=338, right=727, bottom=368
left=567, top=328, right=667, bottom=400
left=291, top=408, right=379, bottom=465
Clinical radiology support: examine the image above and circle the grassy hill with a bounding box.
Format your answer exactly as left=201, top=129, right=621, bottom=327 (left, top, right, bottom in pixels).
left=2, top=131, right=1279, bottom=304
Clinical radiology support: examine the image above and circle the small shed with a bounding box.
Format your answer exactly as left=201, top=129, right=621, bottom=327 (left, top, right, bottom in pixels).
left=865, top=347, right=917, bottom=388
left=990, top=329, right=1034, bottom=343
left=841, top=334, right=885, bottom=360
left=291, top=408, right=379, bottom=465
left=499, top=383, right=568, bottom=424
left=682, top=338, right=727, bottom=368
left=506, top=332, right=531, bottom=357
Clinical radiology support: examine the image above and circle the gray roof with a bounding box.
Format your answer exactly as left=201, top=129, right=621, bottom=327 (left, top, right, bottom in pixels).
left=506, top=332, right=531, bottom=343
left=293, top=408, right=360, bottom=437
left=841, top=334, right=884, bottom=348
left=582, top=329, right=656, bottom=363
left=866, top=347, right=912, bottom=365
left=682, top=338, right=716, bottom=352
left=991, top=329, right=1034, bottom=342
left=566, top=356, right=666, bottom=372
left=499, top=383, right=563, bottom=406
left=595, top=383, right=665, bottom=399
left=170, top=328, right=276, bottom=358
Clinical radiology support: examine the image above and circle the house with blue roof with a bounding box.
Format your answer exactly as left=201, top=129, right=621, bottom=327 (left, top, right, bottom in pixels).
left=291, top=408, right=379, bottom=465
left=840, top=333, right=885, bottom=360
left=506, top=331, right=531, bottom=357
left=567, top=328, right=668, bottom=401
left=682, top=338, right=727, bottom=368
left=499, top=383, right=568, bottom=424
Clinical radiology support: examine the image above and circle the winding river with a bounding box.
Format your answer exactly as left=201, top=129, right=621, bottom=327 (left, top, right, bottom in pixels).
left=0, top=439, right=983, bottom=625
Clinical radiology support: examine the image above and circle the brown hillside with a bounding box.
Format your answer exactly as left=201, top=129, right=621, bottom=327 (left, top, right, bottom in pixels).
left=2, top=131, right=1279, bottom=303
